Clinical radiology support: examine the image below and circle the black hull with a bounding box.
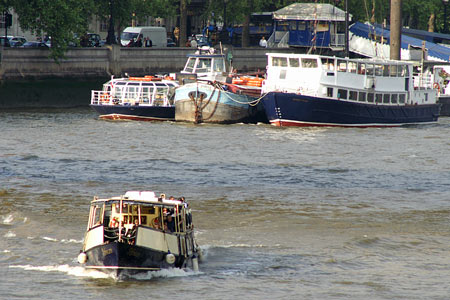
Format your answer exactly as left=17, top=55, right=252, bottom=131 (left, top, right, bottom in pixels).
left=90, top=104, right=174, bottom=121
left=84, top=242, right=185, bottom=276
left=438, top=96, right=450, bottom=116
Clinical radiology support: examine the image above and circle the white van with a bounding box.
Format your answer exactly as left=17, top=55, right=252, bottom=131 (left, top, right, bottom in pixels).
left=120, top=26, right=167, bottom=47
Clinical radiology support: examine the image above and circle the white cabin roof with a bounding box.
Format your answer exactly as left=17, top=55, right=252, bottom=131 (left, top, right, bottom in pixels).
left=92, top=191, right=185, bottom=206
left=273, top=3, right=351, bottom=22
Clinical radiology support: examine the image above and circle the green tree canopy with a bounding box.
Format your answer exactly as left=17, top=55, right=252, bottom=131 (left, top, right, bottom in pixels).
left=13, top=0, right=95, bottom=60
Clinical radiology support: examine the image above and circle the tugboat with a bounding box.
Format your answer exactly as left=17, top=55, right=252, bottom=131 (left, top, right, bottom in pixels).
left=174, top=47, right=265, bottom=124
left=77, top=191, right=202, bottom=277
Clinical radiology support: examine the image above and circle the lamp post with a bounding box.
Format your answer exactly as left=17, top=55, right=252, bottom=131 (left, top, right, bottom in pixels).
left=223, top=0, right=228, bottom=29
left=444, top=0, right=449, bottom=33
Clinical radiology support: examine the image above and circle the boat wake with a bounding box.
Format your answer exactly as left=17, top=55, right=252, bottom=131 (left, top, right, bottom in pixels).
left=41, top=236, right=83, bottom=244
left=129, top=268, right=200, bottom=280
left=9, top=264, right=111, bottom=279
left=10, top=264, right=201, bottom=281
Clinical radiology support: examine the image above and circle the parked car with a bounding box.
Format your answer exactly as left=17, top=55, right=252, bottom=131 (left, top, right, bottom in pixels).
left=22, top=41, right=49, bottom=48
left=11, top=36, right=27, bottom=44
left=0, top=35, right=13, bottom=47
left=9, top=40, right=24, bottom=48
left=88, top=33, right=101, bottom=47
left=80, top=33, right=101, bottom=47
left=167, top=37, right=176, bottom=47
left=195, top=34, right=210, bottom=47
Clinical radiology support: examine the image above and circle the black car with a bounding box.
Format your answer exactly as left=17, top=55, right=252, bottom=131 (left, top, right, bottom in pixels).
left=167, top=37, right=176, bottom=47
left=9, top=40, right=24, bottom=48
left=0, top=36, right=11, bottom=47
left=80, top=33, right=101, bottom=47
left=22, top=41, right=49, bottom=48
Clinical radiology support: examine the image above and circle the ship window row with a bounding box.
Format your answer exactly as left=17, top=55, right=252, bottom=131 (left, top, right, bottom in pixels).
left=335, top=88, right=406, bottom=104
left=321, top=58, right=409, bottom=77
left=114, top=86, right=172, bottom=101
left=183, top=57, right=226, bottom=73
left=270, top=56, right=409, bottom=77
left=271, top=56, right=318, bottom=68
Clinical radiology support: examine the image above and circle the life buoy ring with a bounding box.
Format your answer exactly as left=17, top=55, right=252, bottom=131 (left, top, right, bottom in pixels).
left=433, top=83, right=441, bottom=93
left=110, top=218, right=119, bottom=228
left=100, top=92, right=110, bottom=103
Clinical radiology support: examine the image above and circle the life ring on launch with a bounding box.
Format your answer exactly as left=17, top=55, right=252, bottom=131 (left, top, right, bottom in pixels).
left=100, top=92, right=110, bottom=103
left=433, top=83, right=440, bottom=93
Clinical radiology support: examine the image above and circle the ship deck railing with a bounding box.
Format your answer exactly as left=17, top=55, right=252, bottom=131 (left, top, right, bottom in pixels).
left=91, top=90, right=173, bottom=106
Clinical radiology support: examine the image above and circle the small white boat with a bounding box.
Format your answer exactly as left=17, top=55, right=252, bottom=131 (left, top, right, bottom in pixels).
left=78, top=191, right=202, bottom=277
left=90, top=76, right=178, bottom=121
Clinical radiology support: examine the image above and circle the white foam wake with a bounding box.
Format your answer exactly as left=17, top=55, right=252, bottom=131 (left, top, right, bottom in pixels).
left=4, top=231, right=16, bottom=238
left=9, top=264, right=201, bottom=281
left=9, top=264, right=111, bottom=279
left=41, top=236, right=83, bottom=244
left=2, top=214, right=14, bottom=224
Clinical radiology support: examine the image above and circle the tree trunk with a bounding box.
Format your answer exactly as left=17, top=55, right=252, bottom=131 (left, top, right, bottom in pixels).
left=241, top=0, right=252, bottom=47
left=428, top=13, right=435, bottom=32
left=242, top=14, right=250, bottom=47
left=179, top=0, right=187, bottom=47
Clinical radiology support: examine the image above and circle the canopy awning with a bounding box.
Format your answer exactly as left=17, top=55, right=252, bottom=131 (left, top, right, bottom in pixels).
left=273, top=3, right=351, bottom=22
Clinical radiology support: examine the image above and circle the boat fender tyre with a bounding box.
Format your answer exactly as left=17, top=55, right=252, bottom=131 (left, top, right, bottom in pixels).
left=197, top=248, right=204, bottom=262
left=165, top=253, right=176, bottom=264
left=78, top=252, right=87, bottom=264
left=192, top=256, right=199, bottom=272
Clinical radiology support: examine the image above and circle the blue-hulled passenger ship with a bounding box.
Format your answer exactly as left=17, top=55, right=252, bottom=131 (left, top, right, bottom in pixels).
left=261, top=53, right=440, bottom=127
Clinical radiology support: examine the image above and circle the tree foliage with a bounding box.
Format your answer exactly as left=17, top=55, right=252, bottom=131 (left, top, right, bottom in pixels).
left=12, top=0, right=95, bottom=60
left=93, top=0, right=176, bottom=40
left=2, top=0, right=450, bottom=61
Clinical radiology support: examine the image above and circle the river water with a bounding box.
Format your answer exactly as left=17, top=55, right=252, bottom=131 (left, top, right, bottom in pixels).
left=1, top=108, right=449, bottom=299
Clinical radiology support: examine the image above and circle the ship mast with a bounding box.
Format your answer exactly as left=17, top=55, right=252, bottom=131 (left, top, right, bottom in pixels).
left=390, top=0, right=402, bottom=60
left=345, top=0, right=349, bottom=57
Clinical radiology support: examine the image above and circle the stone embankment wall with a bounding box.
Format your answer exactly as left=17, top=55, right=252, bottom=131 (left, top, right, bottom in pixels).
left=0, top=46, right=297, bottom=79
left=0, top=46, right=298, bottom=107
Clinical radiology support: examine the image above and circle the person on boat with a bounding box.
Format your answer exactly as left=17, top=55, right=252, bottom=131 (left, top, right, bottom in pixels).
left=166, top=214, right=176, bottom=232
left=153, top=217, right=161, bottom=230
left=259, top=36, right=267, bottom=48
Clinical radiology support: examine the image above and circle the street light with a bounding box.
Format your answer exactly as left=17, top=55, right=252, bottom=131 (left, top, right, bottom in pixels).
left=444, top=0, right=449, bottom=33
left=223, top=0, right=228, bottom=29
